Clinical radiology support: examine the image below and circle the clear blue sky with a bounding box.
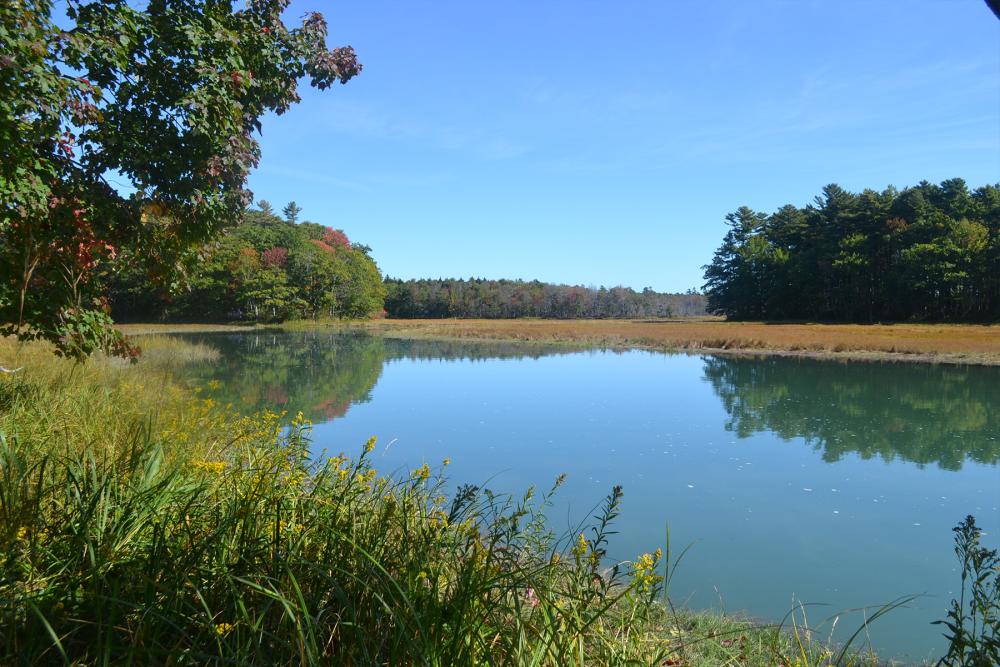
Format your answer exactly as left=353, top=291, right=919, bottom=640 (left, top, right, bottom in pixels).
left=248, top=0, right=1000, bottom=293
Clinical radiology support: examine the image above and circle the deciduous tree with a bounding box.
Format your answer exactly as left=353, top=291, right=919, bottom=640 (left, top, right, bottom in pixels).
left=1, top=0, right=360, bottom=359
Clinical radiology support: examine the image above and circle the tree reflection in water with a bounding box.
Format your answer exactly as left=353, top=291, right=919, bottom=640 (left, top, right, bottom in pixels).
left=160, top=332, right=1000, bottom=471
left=168, top=331, right=578, bottom=423
left=701, top=355, right=999, bottom=470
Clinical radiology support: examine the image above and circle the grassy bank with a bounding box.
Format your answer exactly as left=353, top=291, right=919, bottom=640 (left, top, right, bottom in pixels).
left=269, top=318, right=1000, bottom=366
left=0, top=336, right=900, bottom=665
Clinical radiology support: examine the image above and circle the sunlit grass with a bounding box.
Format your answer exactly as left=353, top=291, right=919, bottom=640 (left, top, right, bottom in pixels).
left=126, top=333, right=222, bottom=366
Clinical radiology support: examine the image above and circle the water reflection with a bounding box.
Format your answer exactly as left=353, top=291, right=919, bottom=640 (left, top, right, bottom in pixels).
left=173, top=332, right=578, bottom=421
left=702, top=355, right=1000, bottom=470
left=169, top=332, right=999, bottom=470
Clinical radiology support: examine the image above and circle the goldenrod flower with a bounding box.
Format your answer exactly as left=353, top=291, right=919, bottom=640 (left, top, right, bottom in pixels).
left=365, top=435, right=377, bottom=452
left=215, top=622, right=234, bottom=636
left=572, top=533, right=588, bottom=558
left=630, top=549, right=664, bottom=591
left=192, top=460, right=226, bottom=474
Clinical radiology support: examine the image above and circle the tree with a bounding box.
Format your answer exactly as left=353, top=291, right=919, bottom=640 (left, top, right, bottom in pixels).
left=109, top=202, right=387, bottom=323
left=282, top=201, right=303, bottom=224
left=1, top=0, right=361, bottom=359
left=381, top=278, right=692, bottom=319
left=703, top=207, right=771, bottom=319
left=702, top=180, right=1000, bottom=323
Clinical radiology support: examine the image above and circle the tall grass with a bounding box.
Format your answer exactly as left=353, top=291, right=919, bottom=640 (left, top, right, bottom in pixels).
left=0, top=338, right=891, bottom=665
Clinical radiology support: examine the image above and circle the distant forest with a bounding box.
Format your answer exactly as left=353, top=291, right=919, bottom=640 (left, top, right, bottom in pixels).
left=384, top=278, right=706, bottom=319
left=703, top=179, right=999, bottom=322
left=110, top=202, right=385, bottom=323
left=108, top=201, right=705, bottom=324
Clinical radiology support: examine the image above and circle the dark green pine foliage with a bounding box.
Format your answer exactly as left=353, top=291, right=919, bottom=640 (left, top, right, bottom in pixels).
left=109, top=204, right=386, bottom=323
left=703, top=179, right=1000, bottom=322
left=383, top=279, right=706, bottom=319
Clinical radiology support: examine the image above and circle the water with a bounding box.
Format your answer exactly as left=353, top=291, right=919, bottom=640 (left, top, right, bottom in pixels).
left=169, top=330, right=1000, bottom=662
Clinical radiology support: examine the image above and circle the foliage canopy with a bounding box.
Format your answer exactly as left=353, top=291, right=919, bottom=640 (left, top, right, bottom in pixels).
left=1, top=0, right=360, bottom=359
left=110, top=203, right=386, bottom=323
left=703, top=179, right=1000, bottom=322
left=385, top=278, right=705, bottom=319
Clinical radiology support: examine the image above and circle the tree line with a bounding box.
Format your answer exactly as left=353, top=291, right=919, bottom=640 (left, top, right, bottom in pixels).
left=110, top=202, right=385, bottom=323
left=703, top=179, right=1000, bottom=322
left=384, top=278, right=705, bottom=319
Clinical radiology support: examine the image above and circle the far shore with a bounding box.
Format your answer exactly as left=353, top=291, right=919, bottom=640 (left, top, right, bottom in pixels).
left=118, top=318, right=1000, bottom=366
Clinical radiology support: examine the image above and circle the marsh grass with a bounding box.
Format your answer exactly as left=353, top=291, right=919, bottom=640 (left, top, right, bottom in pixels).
left=0, top=337, right=898, bottom=665
left=306, top=318, right=1000, bottom=365
left=121, top=334, right=223, bottom=366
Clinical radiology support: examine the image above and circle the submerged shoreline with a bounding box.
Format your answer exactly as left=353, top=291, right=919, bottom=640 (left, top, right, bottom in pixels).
left=119, top=319, right=1000, bottom=366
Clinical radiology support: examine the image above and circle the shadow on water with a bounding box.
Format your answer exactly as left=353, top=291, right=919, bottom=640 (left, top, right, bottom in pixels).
left=701, top=355, right=1000, bottom=470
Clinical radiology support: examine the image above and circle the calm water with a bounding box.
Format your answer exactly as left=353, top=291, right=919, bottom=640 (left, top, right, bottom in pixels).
left=169, top=331, right=1000, bottom=662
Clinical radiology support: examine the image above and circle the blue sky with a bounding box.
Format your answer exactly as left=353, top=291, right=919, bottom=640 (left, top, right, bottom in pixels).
left=249, top=1, right=1000, bottom=292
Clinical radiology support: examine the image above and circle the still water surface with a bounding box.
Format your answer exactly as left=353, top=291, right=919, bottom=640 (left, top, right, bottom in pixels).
left=171, top=331, right=1000, bottom=662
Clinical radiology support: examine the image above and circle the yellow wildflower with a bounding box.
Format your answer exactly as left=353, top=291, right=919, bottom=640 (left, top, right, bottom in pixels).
left=365, top=435, right=377, bottom=453
left=442, top=457, right=451, bottom=466
left=412, top=463, right=431, bottom=482
left=338, top=468, right=348, bottom=481
left=16, top=526, right=28, bottom=541
left=631, top=548, right=664, bottom=591
left=192, top=460, right=226, bottom=474
left=572, top=533, right=588, bottom=558
left=215, top=622, right=234, bottom=636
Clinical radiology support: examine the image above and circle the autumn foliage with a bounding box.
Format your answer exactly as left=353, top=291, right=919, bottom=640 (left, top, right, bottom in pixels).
left=0, top=0, right=360, bottom=359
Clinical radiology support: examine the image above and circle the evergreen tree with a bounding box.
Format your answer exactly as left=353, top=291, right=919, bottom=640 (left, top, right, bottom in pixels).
left=703, top=179, right=1000, bottom=322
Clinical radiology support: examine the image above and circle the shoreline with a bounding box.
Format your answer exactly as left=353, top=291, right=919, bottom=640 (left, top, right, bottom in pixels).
left=119, top=319, right=1000, bottom=366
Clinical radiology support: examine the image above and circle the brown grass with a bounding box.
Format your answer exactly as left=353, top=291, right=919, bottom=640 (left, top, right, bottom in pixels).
left=311, top=318, right=1000, bottom=365
left=111, top=318, right=1000, bottom=365
left=118, top=322, right=256, bottom=335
